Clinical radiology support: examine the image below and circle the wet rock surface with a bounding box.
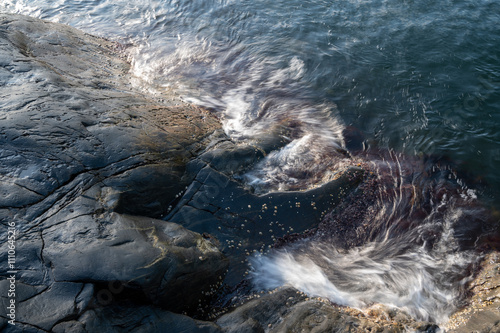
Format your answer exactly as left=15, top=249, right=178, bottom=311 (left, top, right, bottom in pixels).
left=0, top=13, right=226, bottom=332
left=446, top=252, right=500, bottom=333
left=52, top=305, right=223, bottom=333
left=0, top=14, right=220, bottom=218
left=0, top=13, right=499, bottom=333
left=167, top=162, right=364, bottom=284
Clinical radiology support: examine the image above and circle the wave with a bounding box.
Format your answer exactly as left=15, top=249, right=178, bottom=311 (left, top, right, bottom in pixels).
left=249, top=153, right=486, bottom=324
left=131, top=35, right=349, bottom=192
left=250, top=232, right=474, bottom=324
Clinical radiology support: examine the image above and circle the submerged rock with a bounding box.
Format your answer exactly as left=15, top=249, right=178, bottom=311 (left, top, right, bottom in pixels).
left=167, top=163, right=365, bottom=284
left=216, top=151, right=500, bottom=330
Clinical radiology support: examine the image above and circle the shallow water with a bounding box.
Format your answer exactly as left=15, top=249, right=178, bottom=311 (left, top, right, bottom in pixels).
left=3, top=0, right=499, bottom=325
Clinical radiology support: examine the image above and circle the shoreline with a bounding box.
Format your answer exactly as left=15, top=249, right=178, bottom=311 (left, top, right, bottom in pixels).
left=0, top=13, right=499, bottom=333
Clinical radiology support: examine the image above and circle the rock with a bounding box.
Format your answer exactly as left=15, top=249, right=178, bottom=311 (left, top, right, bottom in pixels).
left=53, top=305, right=223, bottom=333
left=0, top=13, right=220, bottom=219
left=197, top=129, right=266, bottom=175
left=216, top=287, right=307, bottom=333
left=167, top=164, right=365, bottom=284
left=0, top=280, right=92, bottom=332
left=446, top=251, right=500, bottom=333
left=0, top=13, right=227, bottom=331
left=1, top=302, right=223, bottom=333
left=0, top=206, right=229, bottom=328
left=41, top=211, right=228, bottom=311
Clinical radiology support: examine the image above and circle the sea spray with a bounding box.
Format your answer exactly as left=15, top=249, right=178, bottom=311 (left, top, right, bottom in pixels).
left=250, top=230, right=475, bottom=324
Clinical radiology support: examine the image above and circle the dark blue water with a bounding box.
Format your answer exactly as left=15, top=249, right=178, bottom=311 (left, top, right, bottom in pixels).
left=3, top=0, right=499, bottom=324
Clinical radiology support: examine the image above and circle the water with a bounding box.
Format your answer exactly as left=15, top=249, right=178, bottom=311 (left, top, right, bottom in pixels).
left=250, top=154, right=483, bottom=323
left=251, top=240, right=472, bottom=324
left=4, top=0, right=499, bottom=195
left=3, top=0, right=499, bottom=325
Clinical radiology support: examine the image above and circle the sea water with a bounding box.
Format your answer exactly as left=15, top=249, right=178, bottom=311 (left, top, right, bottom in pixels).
left=3, top=0, right=498, bottom=195
left=2, top=0, right=499, bottom=325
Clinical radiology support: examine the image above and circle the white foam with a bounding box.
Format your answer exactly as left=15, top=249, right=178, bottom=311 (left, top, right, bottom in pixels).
left=251, top=250, right=364, bottom=308
left=242, top=132, right=349, bottom=192
left=250, top=239, right=471, bottom=323
left=132, top=49, right=349, bottom=192
left=250, top=200, right=477, bottom=324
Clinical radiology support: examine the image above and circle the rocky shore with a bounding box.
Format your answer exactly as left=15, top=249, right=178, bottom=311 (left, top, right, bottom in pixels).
left=0, top=14, right=499, bottom=332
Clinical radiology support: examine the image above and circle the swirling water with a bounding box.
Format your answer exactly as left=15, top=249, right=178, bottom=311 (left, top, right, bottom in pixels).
left=3, top=0, right=499, bottom=325
left=251, top=238, right=471, bottom=324
left=250, top=154, right=484, bottom=323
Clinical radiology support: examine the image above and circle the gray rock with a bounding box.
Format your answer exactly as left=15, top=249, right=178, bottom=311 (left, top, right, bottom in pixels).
left=42, top=207, right=229, bottom=308
left=52, top=321, right=87, bottom=333
left=0, top=13, right=226, bottom=331
left=197, top=130, right=266, bottom=175
left=0, top=280, right=89, bottom=331
left=16, top=282, right=88, bottom=331
left=0, top=13, right=221, bottom=219
left=53, top=305, right=223, bottom=333
left=216, top=288, right=307, bottom=333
